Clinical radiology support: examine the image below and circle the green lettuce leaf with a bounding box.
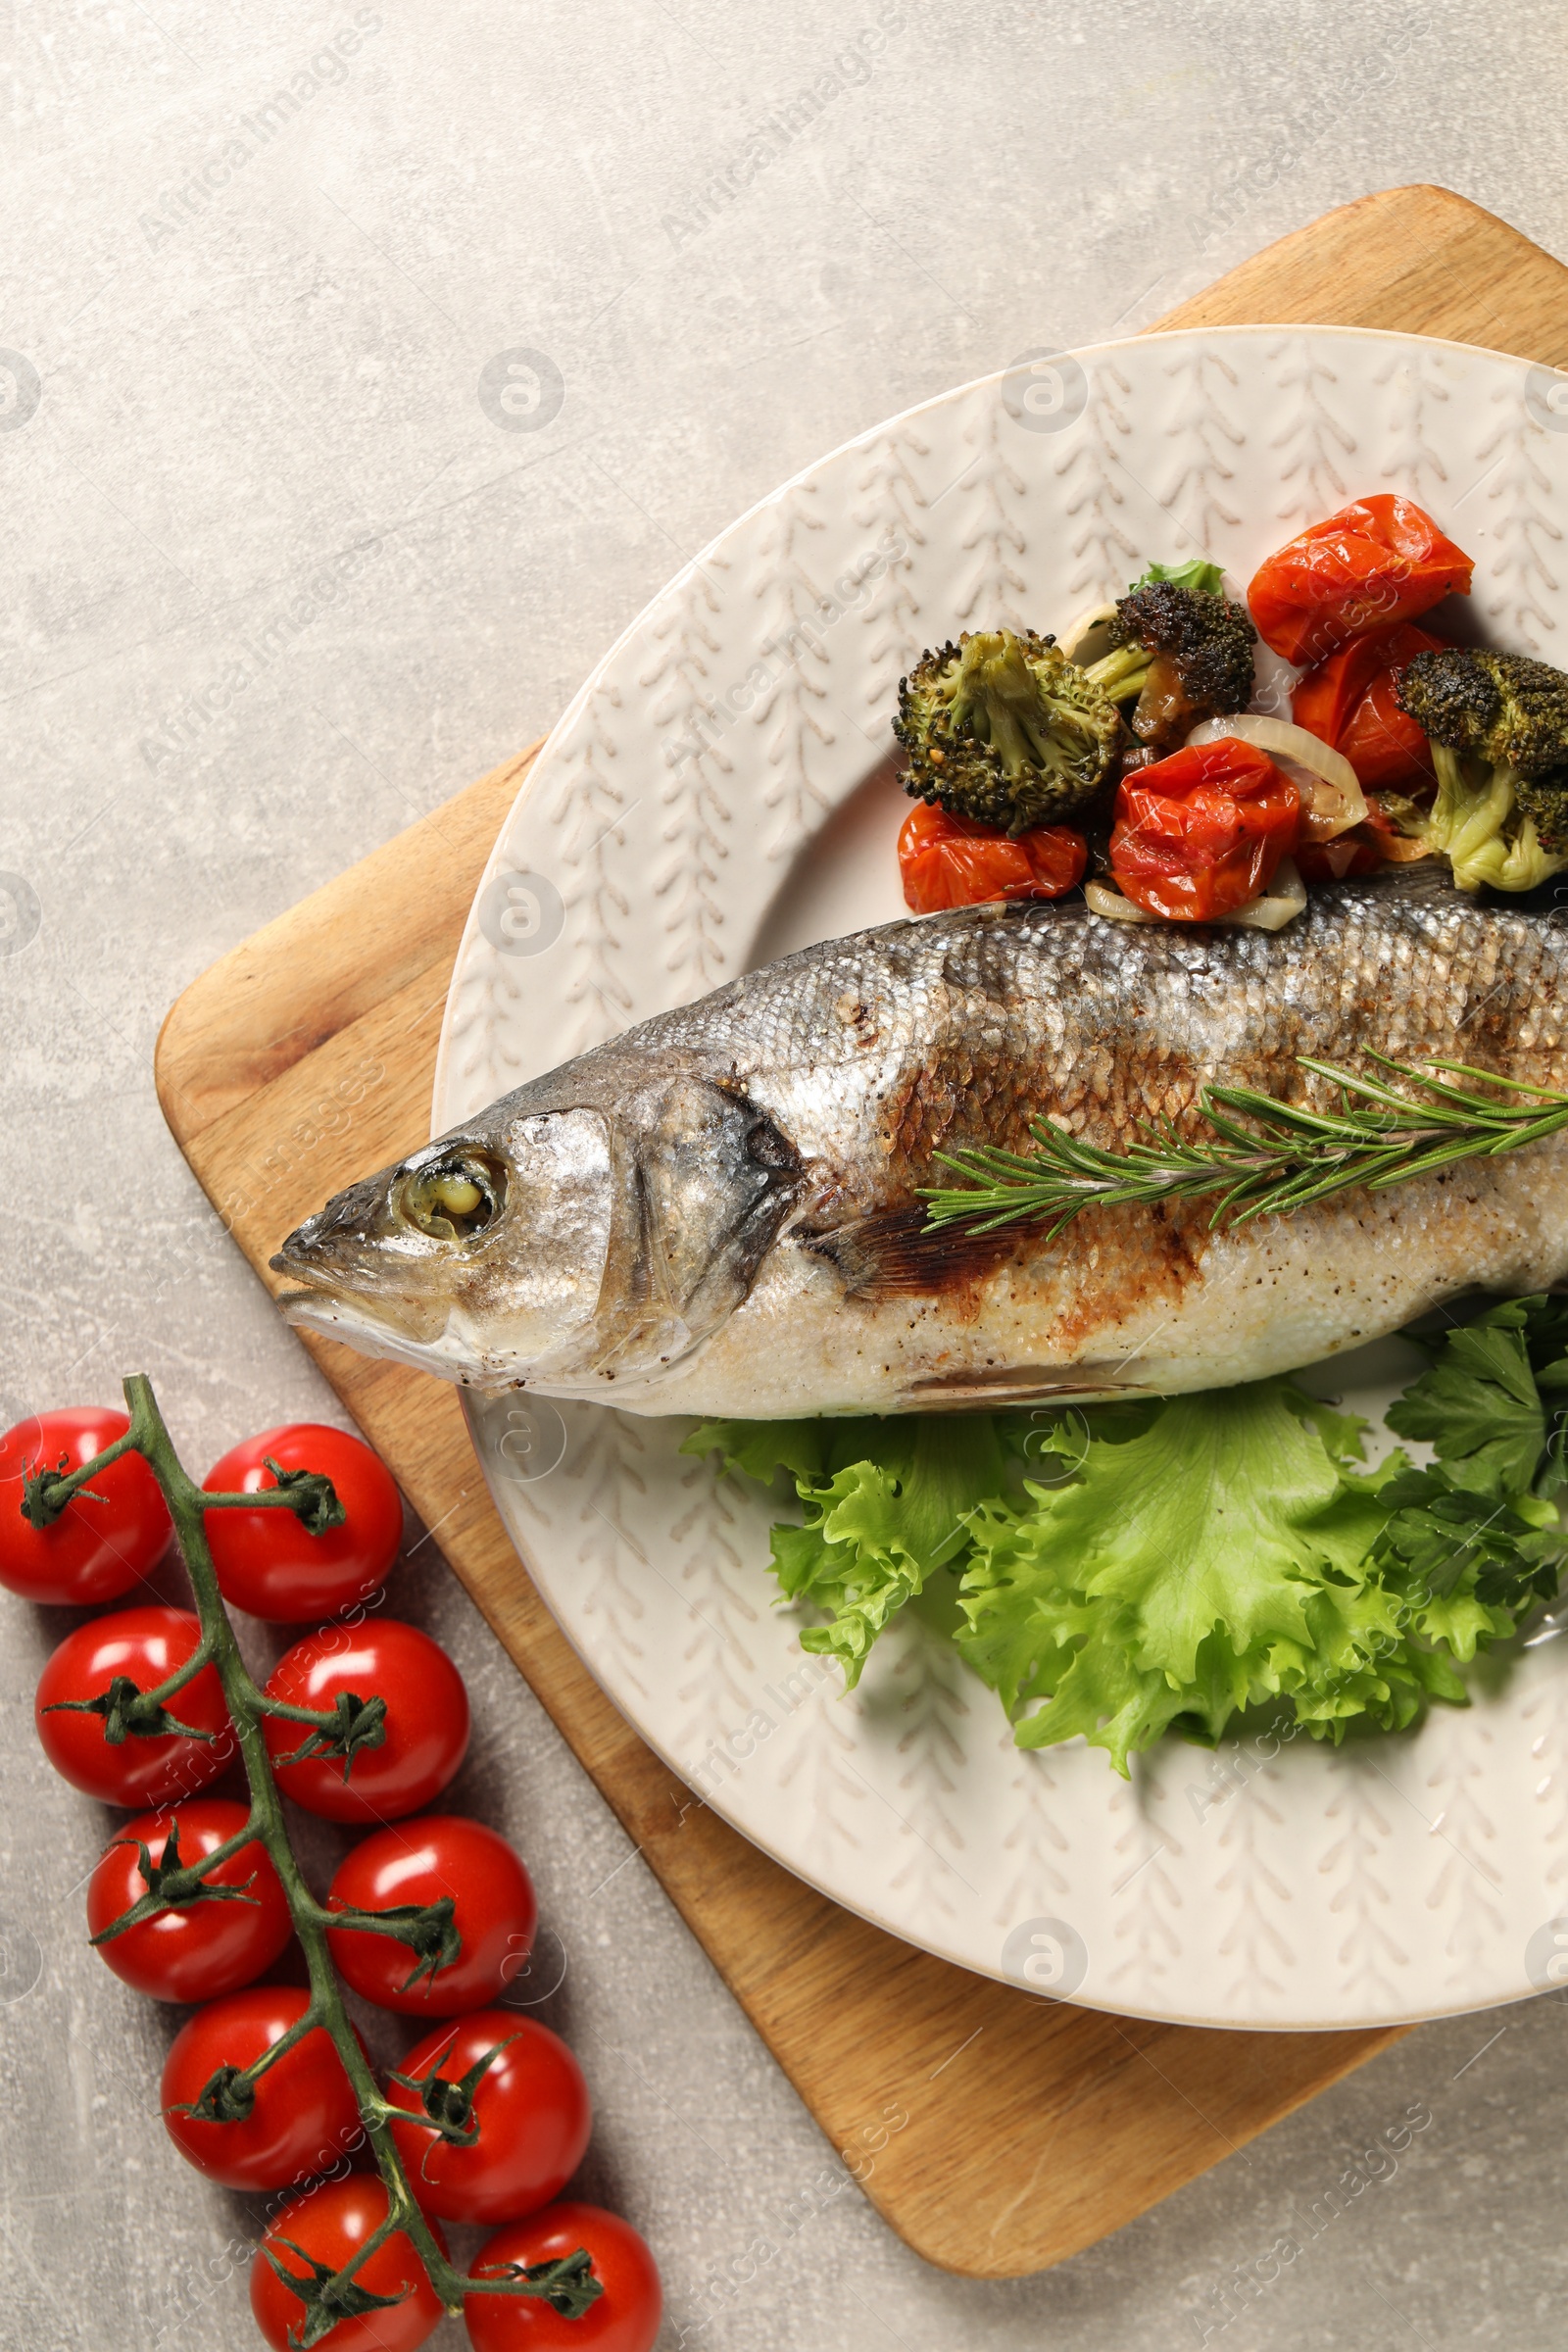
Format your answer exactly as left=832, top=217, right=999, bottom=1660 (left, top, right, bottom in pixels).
left=686, top=1415, right=1005, bottom=1687
left=1130, top=557, right=1227, bottom=597
left=682, top=1418, right=828, bottom=1485
left=956, top=1384, right=1407, bottom=1771
left=696, top=1305, right=1568, bottom=1768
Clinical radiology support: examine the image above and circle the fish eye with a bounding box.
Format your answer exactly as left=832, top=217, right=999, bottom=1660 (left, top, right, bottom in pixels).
left=397, top=1150, right=508, bottom=1241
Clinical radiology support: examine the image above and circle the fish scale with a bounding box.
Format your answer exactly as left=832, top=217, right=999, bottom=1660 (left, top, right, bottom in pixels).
left=273, top=869, right=1568, bottom=1417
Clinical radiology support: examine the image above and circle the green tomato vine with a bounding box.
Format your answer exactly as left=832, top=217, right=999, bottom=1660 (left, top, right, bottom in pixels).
left=27, top=1372, right=599, bottom=2348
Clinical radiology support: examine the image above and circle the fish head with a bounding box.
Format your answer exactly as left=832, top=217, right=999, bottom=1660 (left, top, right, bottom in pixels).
left=270, top=1063, right=803, bottom=1394
left=271, top=1103, right=615, bottom=1385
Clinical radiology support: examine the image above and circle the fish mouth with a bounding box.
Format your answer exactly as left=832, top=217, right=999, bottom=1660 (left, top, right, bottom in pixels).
left=270, top=1232, right=456, bottom=1357
left=272, top=1274, right=416, bottom=1346
left=269, top=1223, right=406, bottom=1303
left=270, top=1245, right=383, bottom=1302
left=273, top=1279, right=498, bottom=1385
left=276, top=1285, right=357, bottom=1339
left=269, top=1213, right=455, bottom=1324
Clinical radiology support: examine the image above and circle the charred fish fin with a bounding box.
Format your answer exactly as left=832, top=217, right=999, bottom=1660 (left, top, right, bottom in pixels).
left=904, top=1360, right=1147, bottom=1405
left=797, top=1205, right=1016, bottom=1298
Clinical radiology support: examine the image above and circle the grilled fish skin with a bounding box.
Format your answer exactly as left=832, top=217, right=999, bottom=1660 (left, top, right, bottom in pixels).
left=272, top=870, right=1568, bottom=1416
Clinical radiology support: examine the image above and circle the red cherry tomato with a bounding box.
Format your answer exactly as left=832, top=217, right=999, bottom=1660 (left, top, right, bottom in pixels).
left=1292, top=620, right=1447, bottom=789
left=252, top=2177, right=447, bottom=2352
left=264, top=1620, right=470, bottom=1824
left=1109, top=737, right=1300, bottom=922
left=87, top=1798, right=292, bottom=2002
left=387, top=2009, right=591, bottom=2225
left=0, top=1406, right=170, bottom=1605
left=35, top=1606, right=235, bottom=1806
left=326, top=1816, right=537, bottom=2018
left=162, top=1985, right=367, bottom=2189
left=465, top=2203, right=662, bottom=2352
left=897, top=800, right=1087, bottom=912
left=1248, top=495, right=1472, bottom=664
left=203, top=1423, right=402, bottom=1623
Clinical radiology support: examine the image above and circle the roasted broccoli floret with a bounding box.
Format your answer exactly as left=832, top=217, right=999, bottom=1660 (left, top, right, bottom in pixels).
left=1396, top=647, right=1568, bottom=778
left=1396, top=648, right=1568, bottom=891
left=895, top=629, right=1123, bottom=834
left=1084, top=571, right=1257, bottom=751
left=1515, top=770, right=1568, bottom=857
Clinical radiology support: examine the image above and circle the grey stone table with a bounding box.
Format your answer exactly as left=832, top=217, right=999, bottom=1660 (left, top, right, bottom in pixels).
left=5, top=2, right=1567, bottom=2345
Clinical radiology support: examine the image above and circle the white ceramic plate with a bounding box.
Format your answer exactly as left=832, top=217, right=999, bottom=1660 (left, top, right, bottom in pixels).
left=433, top=326, right=1568, bottom=2031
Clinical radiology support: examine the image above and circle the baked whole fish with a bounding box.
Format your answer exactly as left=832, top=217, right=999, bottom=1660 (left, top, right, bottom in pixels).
left=272, top=870, right=1568, bottom=1416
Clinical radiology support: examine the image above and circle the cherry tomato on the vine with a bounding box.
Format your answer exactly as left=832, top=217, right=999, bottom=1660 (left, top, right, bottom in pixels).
left=264, top=1619, right=470, bottom=1824
left=326, top=1815, right=537, bottom=2018
left=252, top=2177, right=447, bottom=2352
left=35, top=1606, right=235, bottom=1806
left=387, top=2008, right=591, bottom=2225
left=1109, top=736, right=1300, bottom=922
left=87, top=1798, right=292, bottom=2002
left=161, top=1985, right=367, bottom=2190
left=897, top=800, right=1087, bottom=913
left=465, top=2203, right=662, bottom=2352
left=0, top=1406, right=170, bottom=1605
left=203, top=1423, right=403, bottom=1622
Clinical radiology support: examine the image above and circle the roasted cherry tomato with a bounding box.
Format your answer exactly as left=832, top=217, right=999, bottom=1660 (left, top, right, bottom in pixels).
left=326, top=1815, right=537, bottom=2018
left=1248, top=495, right=1472, bottom=664
left=1292, top=620, right=1447, bottom=789
left=252, top=2177, right=447, bottom=2352
left=162, top=1985, right=366, bottom=2189
left=387, top=2009, right=591, bottom=2226
left=263, top=1619, right=470, bottom=1824
left=35, top=1606, right=235, bottom=1806
left=1108, top=737, right=1300, bottom=922
left=203, top=1423, right=403, bottom=1622
left=87, top=1798, right=292, bottom=2002
left=0, top=1406, right=170, bottom=1605
left=465, top=2203, right=662, bottom=2352
left=897, top=800, right=1087, bottom=912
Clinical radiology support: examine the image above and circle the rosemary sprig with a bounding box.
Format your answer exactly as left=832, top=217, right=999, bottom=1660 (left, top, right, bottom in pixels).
left=921, top=1054, right=1568, bottom=1239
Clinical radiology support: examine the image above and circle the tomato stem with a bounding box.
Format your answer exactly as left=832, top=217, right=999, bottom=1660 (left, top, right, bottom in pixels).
left=74, top=1375, right=600, bottom=2326
left=178, top=1999, right=319, bottom=2123
left=199, top=1482, right=338, bottom=1516
left=261, top=1687, right=390, bottom=1778
left=87, top=1808, right=267, bottom=1943
left=93, top=1634, right=218, bottom=1724
left=255, top=1696, right=345, bottom=1727
left=41, top=1666, right=220, bottom=1747
left=21, top=1429, right=139, bottom=1527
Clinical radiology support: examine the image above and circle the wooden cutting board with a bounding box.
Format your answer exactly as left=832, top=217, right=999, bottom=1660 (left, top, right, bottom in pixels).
left=156, top=185, right=1568, bottom=2281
